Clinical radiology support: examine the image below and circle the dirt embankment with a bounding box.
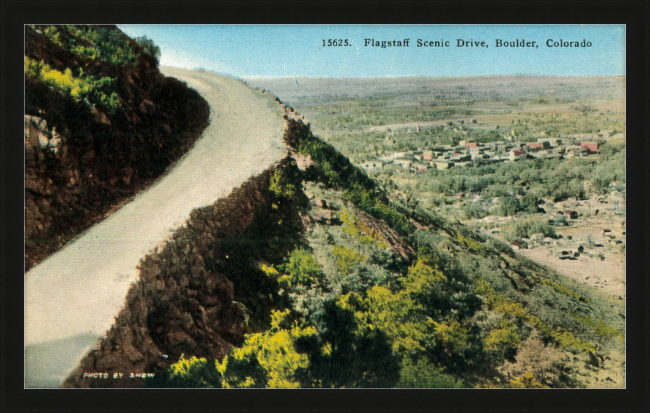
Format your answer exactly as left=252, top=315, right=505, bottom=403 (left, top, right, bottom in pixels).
left=24, top=26, right=210, bottom=270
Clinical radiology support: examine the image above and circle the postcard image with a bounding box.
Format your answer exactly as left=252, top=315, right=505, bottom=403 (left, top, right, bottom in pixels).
left=24, top=24, right=625, bottom=389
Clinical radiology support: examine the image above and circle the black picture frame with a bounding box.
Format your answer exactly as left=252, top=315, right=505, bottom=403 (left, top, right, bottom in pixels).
left=2, top=1, right=648, bottom=412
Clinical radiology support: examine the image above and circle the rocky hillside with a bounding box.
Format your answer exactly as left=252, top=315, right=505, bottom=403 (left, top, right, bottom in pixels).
left=24, top=25, right=209, bottom=270
left=61, top=102, right=624, bottom=388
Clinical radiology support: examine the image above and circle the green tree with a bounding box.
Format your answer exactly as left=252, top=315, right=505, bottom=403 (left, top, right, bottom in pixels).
left=135, top=35, right=161, bottom=64
left=500, top=196, right=521, bottom=217
left=522, top=193, right=540, bottom=214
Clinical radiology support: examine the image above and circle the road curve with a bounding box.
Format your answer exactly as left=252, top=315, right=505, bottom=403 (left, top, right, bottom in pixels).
left=24, top=68, right=287, bottom=387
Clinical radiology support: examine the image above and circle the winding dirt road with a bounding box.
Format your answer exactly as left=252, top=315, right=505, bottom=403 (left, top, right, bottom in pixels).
left=24, top=68, right=287, bottom=387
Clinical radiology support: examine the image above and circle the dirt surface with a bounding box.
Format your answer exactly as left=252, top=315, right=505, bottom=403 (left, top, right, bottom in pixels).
left=518, top=245, right=625, bottom=299
left=24, top=68, right=287, bottom=387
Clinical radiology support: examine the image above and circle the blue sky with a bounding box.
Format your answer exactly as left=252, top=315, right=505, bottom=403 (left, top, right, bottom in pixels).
left=118, top=25, right=625, bottom=78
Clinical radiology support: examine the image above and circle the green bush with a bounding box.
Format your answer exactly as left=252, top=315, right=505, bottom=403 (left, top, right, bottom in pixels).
left=522, top=193, right=541, bottom=213
left=217, top=310, right=317, bottom=388
left=570, top=312, right=622, bottom=340
left=500, top=196, right=522, bottom=217
left=278, top=249, right=324, bottom=288
left=397, top=356, right=464, bottom=388
left=510, top=371, right=548, bottom=388
left=483, top=319, right=521, bottom=354
left=269, top=169, right=297, bottom=201
left=344, top=185, right=412, bottom=235
left=135, top=35, right=161, bottom=63
left=145, top=354, right=222, bottom=388
left=463, top=202, right=490, bottom=219
left=532, top=274, right=590, bottom=303
left=509, top=218, right=557, bottom=240
left=25, top=56, right=120, bottom=111
left=332, top=246, right=365, bottom=276
left=36, top=25, right=157, bottom=67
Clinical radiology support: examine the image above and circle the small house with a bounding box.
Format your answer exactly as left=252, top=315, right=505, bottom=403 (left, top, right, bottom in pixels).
left=431, top=160, right=453, bottom=170
left=528, top=142, right=544, bottom=151
left=564, top=210, right=578, bottom=219
left=580, top=142, right=598, bottom=154
left=509, top=149, right=526, bottom=161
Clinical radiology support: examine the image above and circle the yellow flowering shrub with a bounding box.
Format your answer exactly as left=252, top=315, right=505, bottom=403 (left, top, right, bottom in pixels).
left=217, top=309, right=317, bottom=388
left=332, top=246, right=365, bottom=275
left=510, top=371, right=548, bottom=388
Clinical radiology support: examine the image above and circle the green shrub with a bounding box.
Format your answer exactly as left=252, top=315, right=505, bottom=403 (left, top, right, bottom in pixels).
left=134, top=35, right=161, bottom=63
left=344, top=185, right=412, bottom=235
left=278, top=249, right=324, bottom=288
left=269, top=169, right=297, bottom=201
left=145, top=354, right=222, bottom=388
left=36, top=25, right=155, bottom=67
left=340, top=209, right=388, bottom=248
left=508, top=217, right=557, bottom=240
left=25, top=56, right=120, bottom=111
left=476, top=279, right=596, bottom=352
left=397, top=356, right=464, bottom=388
left=463, top=202, right=490, bottom=219
left=332, top=246, right=365, bottom=275
left=522, top=193, right=541, bottom=213
left=532, top=274, right=590, bottom=303
left=510, top=371, right=548, bottom=388
left=217, top=310, right=317, bottom=388
left=483, top=319, right=521, bottom=352
left=455, top=234, right=484, bottom=252
left=570, top=312, right=621, bottom=340
left=500, top=196, right=522, bottom=217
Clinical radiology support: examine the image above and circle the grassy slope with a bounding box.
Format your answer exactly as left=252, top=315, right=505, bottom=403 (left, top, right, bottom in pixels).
left=108, top=111, right=623, bottom=389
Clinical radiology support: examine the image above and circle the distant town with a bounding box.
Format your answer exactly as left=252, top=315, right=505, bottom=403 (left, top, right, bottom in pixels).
left=359, top=122, right=611, bottom=174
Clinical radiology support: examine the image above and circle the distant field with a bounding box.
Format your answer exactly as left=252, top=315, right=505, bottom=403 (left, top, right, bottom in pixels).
left=248, top=75, right=625, bottom=103
left=247, top=76, right=625, bottom=141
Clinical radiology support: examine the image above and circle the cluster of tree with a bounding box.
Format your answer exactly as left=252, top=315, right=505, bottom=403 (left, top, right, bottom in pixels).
left=504, top=217, right=558, bottom=241
left=34, top=25, right=160, bottom=67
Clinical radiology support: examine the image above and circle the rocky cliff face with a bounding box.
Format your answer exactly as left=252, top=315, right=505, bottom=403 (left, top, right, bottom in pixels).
left=62, top=167, right=282, bottom=387
left=25, top=25, right=210, bottom=270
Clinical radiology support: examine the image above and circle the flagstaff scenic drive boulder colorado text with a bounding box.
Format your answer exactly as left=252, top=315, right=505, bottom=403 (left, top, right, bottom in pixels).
left=319, top=38, right=593, bottom=49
